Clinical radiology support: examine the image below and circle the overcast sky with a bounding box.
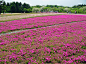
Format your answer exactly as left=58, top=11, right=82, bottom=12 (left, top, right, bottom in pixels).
left=5, top=0, right=86, bottom=7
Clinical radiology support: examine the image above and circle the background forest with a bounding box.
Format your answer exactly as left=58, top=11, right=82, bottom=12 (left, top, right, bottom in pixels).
left=0, top=1, right=86, bottom=14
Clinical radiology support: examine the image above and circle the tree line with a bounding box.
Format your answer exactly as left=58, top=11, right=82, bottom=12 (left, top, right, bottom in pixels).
left=0, top=1, right=32, bottom=14
left=32, top=4, right=86, bottom=14
left=0, top=1, right=86, bottom=14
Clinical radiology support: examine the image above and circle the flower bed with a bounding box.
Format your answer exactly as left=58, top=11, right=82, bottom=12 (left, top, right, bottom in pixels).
left=0, top=15, right=86, bottom=33
left=0, top=21, right=86, bottom=64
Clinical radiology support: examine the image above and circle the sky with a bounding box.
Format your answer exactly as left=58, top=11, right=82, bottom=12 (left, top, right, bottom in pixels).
left=5, top=0, right=86, bottom=7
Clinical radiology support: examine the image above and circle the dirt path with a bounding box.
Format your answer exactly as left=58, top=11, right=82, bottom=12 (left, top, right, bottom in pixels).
left=0, top=21, right=84, bottom=36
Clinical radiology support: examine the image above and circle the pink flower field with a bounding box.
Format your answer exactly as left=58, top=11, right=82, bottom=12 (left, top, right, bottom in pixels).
left=0, top=15, right=86, bottom=33
left=0, top=16, right=86, bottom=64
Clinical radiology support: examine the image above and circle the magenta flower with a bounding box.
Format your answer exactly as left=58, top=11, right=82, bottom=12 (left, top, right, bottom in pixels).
left=45, top=57, right=51, bottom=61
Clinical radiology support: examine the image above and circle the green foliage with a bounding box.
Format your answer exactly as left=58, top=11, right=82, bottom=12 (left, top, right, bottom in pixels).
left=81, top=46, right=86, bottom=49
left=25, top=61, right=29, bottom=64
left=52, top=7, right=58, bottom=12
left=64, top=8, right=70, bottom=12
left=0, top=61, right=4, bottom=64
left=0, top=5, right=2, bottom=14
left=71, top=10, right=75, bottom=13
left=6, top=61, right=9, bottom=64
left=0, top=1, right=31, bottom=13
left=22, top=3, right=30, bottom=9
left=32, top=8, right=40, bottom=13
left=73, top=4, right=86, bottom=8
left=57, top=7, right=64, bottom=12
left=18, top=59, right=22, bottom=63
left=79, top=6, right=86, bottom=13
left=1, top=1, right=86, bottom=14
left=2, top=49, right=7, bottom=51
left=32, top=4, right=86, bottom=14
left=2, top=31, right=6, bottom=33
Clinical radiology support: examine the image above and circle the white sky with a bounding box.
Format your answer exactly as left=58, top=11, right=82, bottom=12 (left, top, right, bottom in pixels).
left=5, top=0, right=86, bottom=7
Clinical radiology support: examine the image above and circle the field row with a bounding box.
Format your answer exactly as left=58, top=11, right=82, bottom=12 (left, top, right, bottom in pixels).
left=0, top=15, right=86, bottom=34
left=0, top=13, right=63, bottom=22
left=0, top=21, right=86, bottom=64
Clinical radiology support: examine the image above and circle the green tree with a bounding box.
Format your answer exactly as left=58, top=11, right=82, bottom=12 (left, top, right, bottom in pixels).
left=6, top=2, right=11, bottom=12
left=52, top=7, right=58, bottom=12
left=64, top=8, right=70, bottom=12
left=2, top=1, right=6, bottom=13
left=32, top=8, right=40, bottom=13
left=57, top=7, right=64, bottom=12
left=10, top=5, right=16, bottom=13
left=35, top=5, right=41, bottom=8
left=78, top=6, right=86, bottom=13
left=0, top=5, right=2, bottom=14
left=0, top=0, right=3, bottom=14
left=22, top=3, right=30, bottom=9
left=7, top=2, right=10, bottom=6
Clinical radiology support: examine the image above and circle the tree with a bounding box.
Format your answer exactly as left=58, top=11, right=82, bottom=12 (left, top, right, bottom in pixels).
left=35, top=5, right=41, bottom=8
left=7, top=2, right=10, bottom=6
left=0, top=5, right=2, bottom=14
left=22, top=3, right=30, bottom=9
left=40, top=6, right=48, bottom=12
left=2, top=1, right=6, bottom=13
left=6, top=2, right=11, bottom=12
left=10, top=5, right=16, bottom=13
left=47, top=7, right=53, bottom=12
left=52, top=7, right=58, bottom=12
left=64, top=8, right=70, bottom=12
left=26, top=8, right=32, bottom=13
left=43, top=7, right=49, bottom=12
left=32, top=8, right=40, bottom=13
left=0, top=0, right=4, bottom=14
left=57, top=7, right=64, bottom=12
left=15, top=2, right=19, bottom=12
left=78, top=6, right=86, bottom=13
